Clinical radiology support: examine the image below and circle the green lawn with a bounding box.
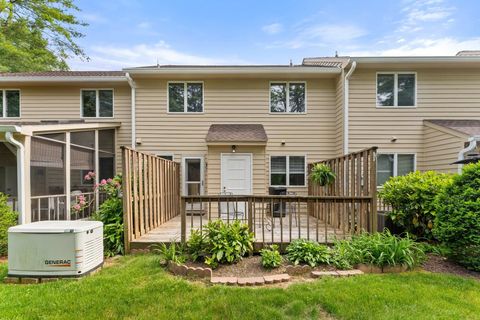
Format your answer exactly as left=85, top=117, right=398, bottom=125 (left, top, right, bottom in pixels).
left=1, top=255, right=479, bottom=320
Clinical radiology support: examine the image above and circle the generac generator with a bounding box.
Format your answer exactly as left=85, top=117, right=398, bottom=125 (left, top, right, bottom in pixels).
left=8, top=221, right=103, bottom=277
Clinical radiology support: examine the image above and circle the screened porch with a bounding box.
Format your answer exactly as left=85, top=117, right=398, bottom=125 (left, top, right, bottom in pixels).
left=0, top=122, right=120, bottom=223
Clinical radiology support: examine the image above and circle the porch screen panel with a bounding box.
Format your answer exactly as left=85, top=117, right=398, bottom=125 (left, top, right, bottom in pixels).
left=71, top=146, right=95, bottom=193
left=30, top=137, right=65, bottom=196
left=99, top=129, right=115, bottom=180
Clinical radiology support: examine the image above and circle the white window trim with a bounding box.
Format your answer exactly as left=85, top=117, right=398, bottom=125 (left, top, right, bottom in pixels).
left=376, top=72, right=417, bottom=108
left=167, top=81, right=205, bottom=114
left=156, top=152, right=175, bottom=161
left=269, top=81, right=307, bottom=114
left=80, top=88, right=115, bottom=118
left=0, top=89, right=21, bottom=118
left=269, top=155, right=307, bottom=187
left=377, top=152, right=417, bottom=187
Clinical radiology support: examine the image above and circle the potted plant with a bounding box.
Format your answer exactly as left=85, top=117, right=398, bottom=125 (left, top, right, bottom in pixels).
left=310, top=163, right=336, bottom=187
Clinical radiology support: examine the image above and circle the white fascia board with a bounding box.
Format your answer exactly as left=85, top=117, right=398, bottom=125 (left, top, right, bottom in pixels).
left=123, top=66, right=341, bottom=75
left=352, top=56, right=480, bottom=64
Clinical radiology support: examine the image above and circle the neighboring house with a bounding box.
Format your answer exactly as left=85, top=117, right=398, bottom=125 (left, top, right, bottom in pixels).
left=1, top=52, right=480, bottom=224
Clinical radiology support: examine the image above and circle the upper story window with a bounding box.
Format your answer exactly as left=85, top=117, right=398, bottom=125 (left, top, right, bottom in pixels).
left=376, top=73, right=416, bottom=107
left=377, top=153, right=415, bottom=186
left=0, top=89, right=20, bottom=118
left=168, top=82, right=203, bottom=113
left=81, top=89, right=113, bottom=118
left=270, top=155, right=306, bottom=187
left=270, top=82, right=306, bottom=113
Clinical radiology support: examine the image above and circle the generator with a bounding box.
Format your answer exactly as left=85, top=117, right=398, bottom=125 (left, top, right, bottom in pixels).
left=8, top=220, right=103, bottom=278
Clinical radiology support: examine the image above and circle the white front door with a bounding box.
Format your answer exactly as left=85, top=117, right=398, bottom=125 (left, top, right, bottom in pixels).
left=221, top=154, right=252, bottom=195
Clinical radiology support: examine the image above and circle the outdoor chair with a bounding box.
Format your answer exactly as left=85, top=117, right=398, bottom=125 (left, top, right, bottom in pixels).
left=218, top=191, right=245, bottom=221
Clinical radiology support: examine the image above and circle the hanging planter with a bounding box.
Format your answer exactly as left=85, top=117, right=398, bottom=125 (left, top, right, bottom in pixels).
left=310, top=163, right=336, bottom=187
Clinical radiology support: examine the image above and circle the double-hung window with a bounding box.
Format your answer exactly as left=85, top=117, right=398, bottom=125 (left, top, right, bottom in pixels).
left=168, top=82, right=203, bottom=113
left=81, top=89, right=114, bottom=117
left=377, top=153, right=415, bottom=186
left=270, top=156, right=306, bottom=186
left=0, top=89, right=20, bottom=118
left=270, top=82, right=306, bottom=113
left=376, top=73, right=416, bottom=107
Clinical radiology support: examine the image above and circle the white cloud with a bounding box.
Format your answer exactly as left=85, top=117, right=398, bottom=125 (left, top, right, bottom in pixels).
left=78, top=12, right=107, bottom=23
left=348, top=37, right=480, bottom=56
left=267, top=23, right=366, bottom=49
left=262, top=23, right=283, bottom=35
left=137, top=22, right=151, bottom=29
left=69, top=41, right=248, bottom=70
left=397, top=0, right=455, bottom=32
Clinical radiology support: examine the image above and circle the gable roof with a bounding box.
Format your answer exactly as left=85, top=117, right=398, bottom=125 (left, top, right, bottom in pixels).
left=424, top=119, right=480, bottom=137
left=206, top=124, right=268, bottom=144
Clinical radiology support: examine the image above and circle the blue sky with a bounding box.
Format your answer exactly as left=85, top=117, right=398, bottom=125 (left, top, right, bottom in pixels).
left=70, top=0, right=480, bottom=70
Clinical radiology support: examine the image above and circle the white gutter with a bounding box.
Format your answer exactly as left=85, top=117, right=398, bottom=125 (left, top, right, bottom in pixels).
left=352, top=56, right=480, bottom=64
left=125, top=73, right=136, bottom=149
left=5, top=131, right=26, bottom=224
left=457, top=136, right=480, bottom=173
left=343, top=61, right=357, bottom=155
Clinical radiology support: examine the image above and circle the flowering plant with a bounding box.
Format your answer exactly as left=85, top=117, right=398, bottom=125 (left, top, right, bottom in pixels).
left=71, top=172, right=122, bottom=215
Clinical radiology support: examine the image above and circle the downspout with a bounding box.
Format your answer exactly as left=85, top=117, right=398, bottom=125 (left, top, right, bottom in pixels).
left=5, top=131, right=26, bottom=224
left=125, top=72, right=136, bottom=149
left=457, top=136, right=479, bottom=173
left=343, top=61, right=357, bottom=155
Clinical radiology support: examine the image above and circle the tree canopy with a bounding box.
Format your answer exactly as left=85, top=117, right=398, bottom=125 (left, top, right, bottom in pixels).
left=0, top=0, right=88, bottom=72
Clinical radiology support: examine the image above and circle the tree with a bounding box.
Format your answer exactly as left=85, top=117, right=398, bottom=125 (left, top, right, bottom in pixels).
left=0, top=0, right=88, bottom=72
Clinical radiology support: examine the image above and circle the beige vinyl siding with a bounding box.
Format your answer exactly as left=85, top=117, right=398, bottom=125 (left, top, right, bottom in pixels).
left=0, top=83, right=131, bottom=170
left=348, top=68, right=480, bottom=170
left=335, top=73, right=344, bottom=156
left=134, top=77, right=337, bottom=196
left=420, top=124, right=467, bottom=173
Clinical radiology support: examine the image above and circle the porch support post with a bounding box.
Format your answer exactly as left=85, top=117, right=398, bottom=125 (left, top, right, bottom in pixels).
left=65, top=132, right=71, bottom=220
left=23, top=135, right=31, bottom=224
left=94, top=129, right=99, bottom=211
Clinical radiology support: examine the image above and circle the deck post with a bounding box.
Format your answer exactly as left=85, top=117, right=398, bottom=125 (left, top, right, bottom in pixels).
left=180, top=197, right=186, bottom=243
left=121, top=147, right=131, bottom=254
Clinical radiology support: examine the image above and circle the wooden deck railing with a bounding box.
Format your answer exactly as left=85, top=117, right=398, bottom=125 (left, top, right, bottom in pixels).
left=309, top=147, right=378, bottom=232
left=122, top=147, right=181, bottom=252
left=181, top=194, right=374, bottom=249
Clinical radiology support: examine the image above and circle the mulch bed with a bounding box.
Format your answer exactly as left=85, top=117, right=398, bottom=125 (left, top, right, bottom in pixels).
left=423, top=254, right=480, bottom=280
left=185, top=255, right=336, bottom=278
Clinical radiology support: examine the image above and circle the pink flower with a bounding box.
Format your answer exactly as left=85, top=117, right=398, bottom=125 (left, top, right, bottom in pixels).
left=88, top=171, right=96, bottom=177
left=100, top=179, right=107, bottom=185
left=94, top=183, right=99, bottom=189
left=84, top=174, right=91, bottom=181
left=107, top=178, right=113, bottom=183
left=73, top=204, right=81, bottom=211
left=79, top=200, right=86, bottom=206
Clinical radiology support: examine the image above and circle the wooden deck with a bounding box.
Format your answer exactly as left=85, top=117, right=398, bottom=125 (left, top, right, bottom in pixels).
left=130, top=213, right=348, bottom=249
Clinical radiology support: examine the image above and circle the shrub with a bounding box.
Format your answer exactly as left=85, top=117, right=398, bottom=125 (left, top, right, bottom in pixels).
left=379, top=171, right=452, bottom=240
left=285, top=239, right=331, bottom=267
left=260, top=245, right=283, bottom=269
left=152, top=242, right=185, bottom=266
left=186, top=220, right=254, bottom=269
left=434, top=163, right=480, bottom=271
left=0, top=193, right=17, bottom=256
left=92, top=174, right=124, bottom=257
left=310, top=163, right=336, bottom=186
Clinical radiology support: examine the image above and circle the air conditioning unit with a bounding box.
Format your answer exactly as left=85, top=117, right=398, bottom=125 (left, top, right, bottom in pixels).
left=8, top=221, right=104, bottom=278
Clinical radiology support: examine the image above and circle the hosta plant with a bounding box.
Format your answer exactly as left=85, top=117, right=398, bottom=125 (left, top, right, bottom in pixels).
left=260, top=245, right=283, bottom=269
